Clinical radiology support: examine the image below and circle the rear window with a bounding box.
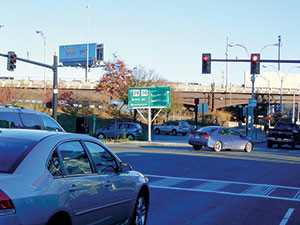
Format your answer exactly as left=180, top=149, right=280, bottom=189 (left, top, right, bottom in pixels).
left=198, top=127, right=218, bottom=133
left=0, top=137, right=38, bottom=173
left=19, top=113, right=42, bottom=130
left=0, top=112, right=19, bottom=128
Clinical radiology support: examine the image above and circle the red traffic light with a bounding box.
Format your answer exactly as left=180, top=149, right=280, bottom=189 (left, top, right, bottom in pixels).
left=251, top=55, right=258, bottom=62
left=267, top=116, right=272, bottom=121
left=203, top=56, right=209, bottom=61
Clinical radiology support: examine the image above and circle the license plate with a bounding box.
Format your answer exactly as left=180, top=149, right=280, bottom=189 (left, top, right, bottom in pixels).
left=278, top=138, right=282, bottom=141
left=195, top=136, right=200, bottom=139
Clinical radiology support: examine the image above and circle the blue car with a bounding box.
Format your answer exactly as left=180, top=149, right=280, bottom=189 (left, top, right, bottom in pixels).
left=0, top=129, right=149, bottom=225
left=188, top=126, right=253, bottom=152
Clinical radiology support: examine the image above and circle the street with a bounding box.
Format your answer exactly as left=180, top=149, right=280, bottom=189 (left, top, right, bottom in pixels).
left=108, top=140, right=300, bottom=225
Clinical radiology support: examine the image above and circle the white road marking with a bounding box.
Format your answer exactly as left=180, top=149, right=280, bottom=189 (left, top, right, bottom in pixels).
left=242, top=185, right=277, bottom=196
left=193, top=181, right=229, bottom=191
left=279, top=208, right=294, bottom=225
left=147, top=174, right=300, bottom=202
left=149, top=178, right=184, bottom=187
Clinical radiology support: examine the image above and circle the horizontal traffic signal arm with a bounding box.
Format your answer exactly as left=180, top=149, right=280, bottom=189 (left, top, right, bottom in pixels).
left=211, top=59, right=300, bottom=63
left=0, top=52, right=55, bottom=69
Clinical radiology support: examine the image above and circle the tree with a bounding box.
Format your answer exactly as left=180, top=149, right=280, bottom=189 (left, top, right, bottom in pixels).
left=96, top=54, right=132, bottom=103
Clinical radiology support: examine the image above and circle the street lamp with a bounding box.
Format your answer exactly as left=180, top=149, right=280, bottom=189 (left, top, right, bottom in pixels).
left=259, top=43, right=279, bottom=54
left=36, top=30, right=47, bottom=90
left=228, top=42, right=250, bottom=57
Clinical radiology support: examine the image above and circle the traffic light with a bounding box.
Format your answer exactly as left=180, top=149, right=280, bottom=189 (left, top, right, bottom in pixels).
left=250, top=53, right=260, bottom=74
left=7, top=51, right=17, bottom=71
left=202, top=53, right=211, bottom=74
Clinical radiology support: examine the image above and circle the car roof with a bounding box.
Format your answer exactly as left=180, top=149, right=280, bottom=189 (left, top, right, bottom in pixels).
left=0, top=129, right=59, bottom=142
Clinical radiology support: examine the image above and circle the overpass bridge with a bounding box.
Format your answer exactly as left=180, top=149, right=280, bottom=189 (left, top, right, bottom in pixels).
left=1, top=78, right=299, bottom=112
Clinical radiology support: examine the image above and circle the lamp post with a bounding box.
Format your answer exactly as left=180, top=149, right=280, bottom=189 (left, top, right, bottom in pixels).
left=36, top=30, right=47, bottom=90
left=259, top=75, right=272, bottom=127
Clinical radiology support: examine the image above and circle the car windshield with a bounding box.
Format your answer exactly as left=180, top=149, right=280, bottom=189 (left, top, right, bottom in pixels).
left=0, top=137, right=38, bottom=173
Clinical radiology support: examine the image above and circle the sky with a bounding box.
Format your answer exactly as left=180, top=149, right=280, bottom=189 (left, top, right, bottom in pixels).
left=1, top=0, right=300, bottom=86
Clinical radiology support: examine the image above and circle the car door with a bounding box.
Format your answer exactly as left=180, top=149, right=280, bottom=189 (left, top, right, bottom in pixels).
left=83, top=141, right=136, bottom=225
left=105, top=125, right=116, bottom=139
left=229, top=129, right=245, bottom=149
left=217, top=129, right=231, bottom=149
left=160, top=122, right=169, bottom=134
left=56, top=141, right=104, bottom=225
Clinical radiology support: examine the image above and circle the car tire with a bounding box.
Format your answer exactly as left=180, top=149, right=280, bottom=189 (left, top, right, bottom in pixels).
left=154, top=128, right=160, bottom=135
left=193, top=145, right=202, bottom=150
left=182, top=132, right=187, bottom=136
left=172, top=129, right=177, bottom=136
left=130, top=193, right=148, bottom=225
left=267, top=141, right=273, bottom=148
left=97, top=133, right=106, bottom=140
left=127, top=134, right=134, bottom=140
left=244, top=142, right=253, bottom=153
left=213, top=141, right=222, bottom=152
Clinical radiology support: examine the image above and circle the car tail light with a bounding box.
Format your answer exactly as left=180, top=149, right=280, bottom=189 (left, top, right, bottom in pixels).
left=189, top=132, right=195, bottom=137
left=266, top=130, right=269, bottom=135
left=0, top=190, right=15, bottom=215
left=202, top=134, right=210, bottom=139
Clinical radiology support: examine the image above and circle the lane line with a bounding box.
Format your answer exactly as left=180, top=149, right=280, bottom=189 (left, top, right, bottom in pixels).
left=279, top=208, right=294, bottom=225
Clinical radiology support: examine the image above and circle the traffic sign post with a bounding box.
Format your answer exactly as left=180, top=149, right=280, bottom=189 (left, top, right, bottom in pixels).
left=129, top=86, right=171, bottom=142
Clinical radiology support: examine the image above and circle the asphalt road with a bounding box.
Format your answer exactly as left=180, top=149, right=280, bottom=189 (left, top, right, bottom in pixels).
left=107, top=142, right=300, bottom=225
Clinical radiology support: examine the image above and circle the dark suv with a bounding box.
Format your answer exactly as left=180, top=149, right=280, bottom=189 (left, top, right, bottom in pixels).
left=0, top=104, right=65, bottom=132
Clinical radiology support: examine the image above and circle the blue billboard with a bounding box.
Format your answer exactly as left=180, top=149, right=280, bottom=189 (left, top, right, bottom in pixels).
left=59, top=43, right=98, bottom=67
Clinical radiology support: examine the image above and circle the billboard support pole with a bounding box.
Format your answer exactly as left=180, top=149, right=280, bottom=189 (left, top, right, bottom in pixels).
left=148, top=108, right=151, bottom=142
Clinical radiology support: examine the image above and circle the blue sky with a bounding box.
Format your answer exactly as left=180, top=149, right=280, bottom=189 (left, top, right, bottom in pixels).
left=1, top=0, right=300, bottom=85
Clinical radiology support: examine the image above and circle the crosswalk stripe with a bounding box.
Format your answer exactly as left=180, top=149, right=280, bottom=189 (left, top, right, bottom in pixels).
left=146, top=174, right=300, bottom=202
left=193, top=181, right=229, bottom=191
left=150, top=178, right=184, bottom=187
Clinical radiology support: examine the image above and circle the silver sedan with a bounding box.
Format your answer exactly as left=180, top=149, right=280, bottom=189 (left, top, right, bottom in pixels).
left=0, top=129, right=149, bottom=225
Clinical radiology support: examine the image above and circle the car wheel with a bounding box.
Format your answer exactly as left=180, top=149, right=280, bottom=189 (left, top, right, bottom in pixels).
left=97, top=133, right=106, bottom=140
left=244, top=142, right=253, bottom=152
left=213, top=141, right=222, bottom=152
left=154, top=128, right=160, bottom=135
left=267, top=141, right=273, bottom=148
left=127, top=134, right=134, bottom=140
left=172, top=129, right=177, bottom=136
left=182, top=132, right=187, bottom=136
left=193, top=145, right=202, bottom=150
left=130, top=194, right=148, bottom=225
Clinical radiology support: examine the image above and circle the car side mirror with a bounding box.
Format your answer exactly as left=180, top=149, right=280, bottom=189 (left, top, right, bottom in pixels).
left=120, top=162, right=132, bottom=172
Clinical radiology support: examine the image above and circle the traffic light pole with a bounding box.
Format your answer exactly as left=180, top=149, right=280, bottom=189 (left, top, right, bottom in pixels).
left=250, top=74, right=255, bottom=138
left=0, top=52, right=58, bottom=120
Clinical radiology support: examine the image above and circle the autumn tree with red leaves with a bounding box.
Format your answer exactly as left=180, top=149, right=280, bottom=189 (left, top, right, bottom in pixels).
left=96, top=54, right=132, bottom=104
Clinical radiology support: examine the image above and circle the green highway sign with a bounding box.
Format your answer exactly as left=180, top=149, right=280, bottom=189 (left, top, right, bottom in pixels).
left=128, top=86, right=171, bottom=109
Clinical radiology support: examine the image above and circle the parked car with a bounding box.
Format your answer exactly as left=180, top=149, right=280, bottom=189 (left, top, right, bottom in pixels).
left=0, top=104, right=64, bottom=132
left=0, top=129, right=149, bottom=225
left=153, top=120, right=190, bottom=136
left=95, top=122, right=143, bottom=140
left=266, top=118, right=300, bottom=149
left=188, top=126, right=253, bottom=152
